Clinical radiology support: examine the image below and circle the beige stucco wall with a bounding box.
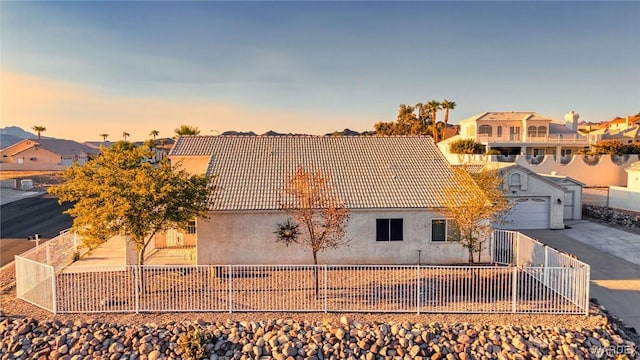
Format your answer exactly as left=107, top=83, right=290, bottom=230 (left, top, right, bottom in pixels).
left=627, top=169, right=640, bottom=190
left=442, top=154, right=639, bottom=187
left=609, top=186, right=640, bottom=212
left=169, top=156, right=210, bottom=175
left=196, top=209, right=488, bottom=265
left=515, top=155, right=639, bottom=187
left=504, top=168, right=566, bottom=229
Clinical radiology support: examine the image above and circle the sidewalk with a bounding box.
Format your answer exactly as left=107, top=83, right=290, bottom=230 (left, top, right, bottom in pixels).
left=523, top=220, right=640, bottom=333
left=0, top=188, right=45, bottom=206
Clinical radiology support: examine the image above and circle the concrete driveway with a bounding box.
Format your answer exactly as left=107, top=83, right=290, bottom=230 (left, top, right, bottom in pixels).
left=523, top=220, right=640, bottom=332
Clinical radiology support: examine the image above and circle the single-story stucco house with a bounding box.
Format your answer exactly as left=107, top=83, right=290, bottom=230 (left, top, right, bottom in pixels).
left=0, top=138, right=99, bottom=171
left=167, top=135, right=485, bottom=265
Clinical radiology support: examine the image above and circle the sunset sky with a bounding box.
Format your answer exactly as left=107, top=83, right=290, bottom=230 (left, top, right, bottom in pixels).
left=1, top=1, right=638, bottom=142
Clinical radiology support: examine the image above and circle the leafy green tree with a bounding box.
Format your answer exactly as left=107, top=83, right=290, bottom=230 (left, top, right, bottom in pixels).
left=32, top=125, right=46, bottom=139
left=590, top=139, right=640, bottom=155
left=374, top=104, right=431, bottom=135
left=449, top=139, right=484, bottom=154
left=277, top=166, right=350, bottom=296
left=441, top=100, right=456, bottom=140
left=49, top=141, right=210, bottom=266
left=174, top=124, right=201, bottom=137
left=442, top=166, right=511, bottom=263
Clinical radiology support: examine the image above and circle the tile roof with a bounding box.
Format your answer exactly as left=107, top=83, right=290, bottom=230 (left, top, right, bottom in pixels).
left=170, top=136, right=462, bottom=211
left=8, top=139, right=98, bottom=157
left=459, top=112, right=555, bottom=123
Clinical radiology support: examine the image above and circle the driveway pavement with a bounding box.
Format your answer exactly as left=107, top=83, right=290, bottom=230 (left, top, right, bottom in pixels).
left=523, top=220, right=640, bottom=332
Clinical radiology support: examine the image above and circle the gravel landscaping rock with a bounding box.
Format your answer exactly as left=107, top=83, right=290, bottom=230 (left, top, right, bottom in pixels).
left=0, top=315, right=637, bottom=360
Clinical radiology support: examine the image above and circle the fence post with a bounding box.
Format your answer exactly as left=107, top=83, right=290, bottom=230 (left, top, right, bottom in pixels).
left=134, top=266, right=140, bottom=314
left=324, top=265, right=328, bottom=313
left=228, top=265, right=233, bottom=313
left=416, top=264, right=420, bottom=315
left=50, top=265, right=57, bottom=314
left=515, top=233, right=520, bottom=267
left=46, top=242, right=51, bottom=265
left=584, top=265, right=591, bottom=316
left=490, top=232, right=495, bottom=264
left=543, top=246, right=549, bottom=287
left=511, top=266, right=518, bottom=313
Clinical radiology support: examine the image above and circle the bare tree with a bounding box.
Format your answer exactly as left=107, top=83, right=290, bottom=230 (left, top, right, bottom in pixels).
left=276, top=166, right=350, bottom=296
left=442, top=165, right=511, bottom=263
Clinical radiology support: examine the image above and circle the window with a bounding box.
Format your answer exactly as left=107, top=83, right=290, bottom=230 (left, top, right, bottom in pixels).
left=376, top=218, right=403, bottom=241
left=509, top=173, right=522, bottom=186
left=537, top=126, right=547, bottom=137
left=496, top=126, right=502, bottom=137
left=186, top=220, right=196, bottom=234
left=478, top=125, right=492, bottom=137
left=431, top=219, right=459, bottom=242
left=527, top=126, right=537, bottom=137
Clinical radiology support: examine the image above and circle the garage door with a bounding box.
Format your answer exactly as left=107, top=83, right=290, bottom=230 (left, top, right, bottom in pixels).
left=496, top=197, right=550, bottom=229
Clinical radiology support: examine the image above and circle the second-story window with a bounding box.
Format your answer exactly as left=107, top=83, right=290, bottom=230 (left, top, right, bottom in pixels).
left=497, top=126, right=502, bottom=137
left=478, top=125, right=492, bottom=137
left=537, top=126, right=547, bottom=137
left=528, top=126, right=538, bottom=137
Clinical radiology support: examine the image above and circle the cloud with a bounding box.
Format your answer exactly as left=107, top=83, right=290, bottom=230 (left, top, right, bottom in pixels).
left=1, top=70, right=375, bottom=142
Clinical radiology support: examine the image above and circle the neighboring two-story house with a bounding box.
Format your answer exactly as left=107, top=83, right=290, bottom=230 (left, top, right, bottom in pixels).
left=440, top=111, right=591, bottom=159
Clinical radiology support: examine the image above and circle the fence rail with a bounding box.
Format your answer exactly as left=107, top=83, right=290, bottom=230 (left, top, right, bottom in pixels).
left=15, top=230, right=590, bottom=315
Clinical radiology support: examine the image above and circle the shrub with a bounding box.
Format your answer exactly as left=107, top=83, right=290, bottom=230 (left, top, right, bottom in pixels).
left=485, top=149, right=502, bottom=155
left=450, top=139, right=484, bottom=154
left=177, top=328, right=211, bottom=360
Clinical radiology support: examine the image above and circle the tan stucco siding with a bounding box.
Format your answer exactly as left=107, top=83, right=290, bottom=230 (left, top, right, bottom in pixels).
left=169, top=156, right=210, bottom=175
left=196, top=209, right=485, bottom=265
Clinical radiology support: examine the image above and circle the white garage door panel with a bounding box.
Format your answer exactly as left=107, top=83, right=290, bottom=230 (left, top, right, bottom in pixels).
left=498, top=197, right=550, bottom=229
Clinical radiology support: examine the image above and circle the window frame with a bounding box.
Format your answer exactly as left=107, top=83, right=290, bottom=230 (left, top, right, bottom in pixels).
left=376, top=218, right=403, bottom=241
left=431, top=219, right=459, bottom=242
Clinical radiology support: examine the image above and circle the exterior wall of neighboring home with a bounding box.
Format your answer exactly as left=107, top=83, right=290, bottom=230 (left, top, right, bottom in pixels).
left=608, top=164, right=640, bottom=212
left=514, top=154, right=639, bottom=187
left=196, top=209, right=486, bottom=265
left=440, top=152, right=638, bottom=188
left=0, top=146, right=72, bottom=171
left=500, top=168, right=566, bottom=230
left=0, top=139, right=91, bottom=171
left=608, top=186, right=640, bottom=212
left=170, top=156, right=210, bottom=175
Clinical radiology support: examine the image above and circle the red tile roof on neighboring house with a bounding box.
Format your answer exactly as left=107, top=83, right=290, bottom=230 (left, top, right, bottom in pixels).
left=170, top=136, right=466, bottom=211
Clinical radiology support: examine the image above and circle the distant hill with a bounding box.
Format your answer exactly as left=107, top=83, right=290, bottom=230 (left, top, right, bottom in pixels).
left=0, top=126, right=56, bottom=149
left=0, top=134, right=25, bottom=149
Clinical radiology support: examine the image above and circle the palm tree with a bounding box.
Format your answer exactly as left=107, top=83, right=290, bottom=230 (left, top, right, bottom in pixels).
left=441, top=100, right=457, bottom=140
left=149, top=130, right=159, bottom=140
left=414, top=102, right=426, bottom=127
left=99, top=133, right=109, bottom=142
left=174, top=124, right=201, bottom=137
left=427, top=100, right=442, bottom=142
left=122, top=132, right=130, bottom=141
left=32, top=125, right=46, bottom=140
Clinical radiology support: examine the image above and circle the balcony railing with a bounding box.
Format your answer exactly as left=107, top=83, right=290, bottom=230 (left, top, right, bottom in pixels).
left=476, top=134, right=592, bottom=144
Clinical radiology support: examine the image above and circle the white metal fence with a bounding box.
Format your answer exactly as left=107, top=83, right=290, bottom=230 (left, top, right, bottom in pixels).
left=490, top=230, right=590, bottom=314
left=15, top=230, right=590, bottom=315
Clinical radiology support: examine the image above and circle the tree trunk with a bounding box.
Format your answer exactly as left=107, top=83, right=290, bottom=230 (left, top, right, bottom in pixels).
left=468, top=249, right=474, bottom=264
left=313, top=251, right=319, bottom=299
left=137, top=248, right=146, bottom=295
